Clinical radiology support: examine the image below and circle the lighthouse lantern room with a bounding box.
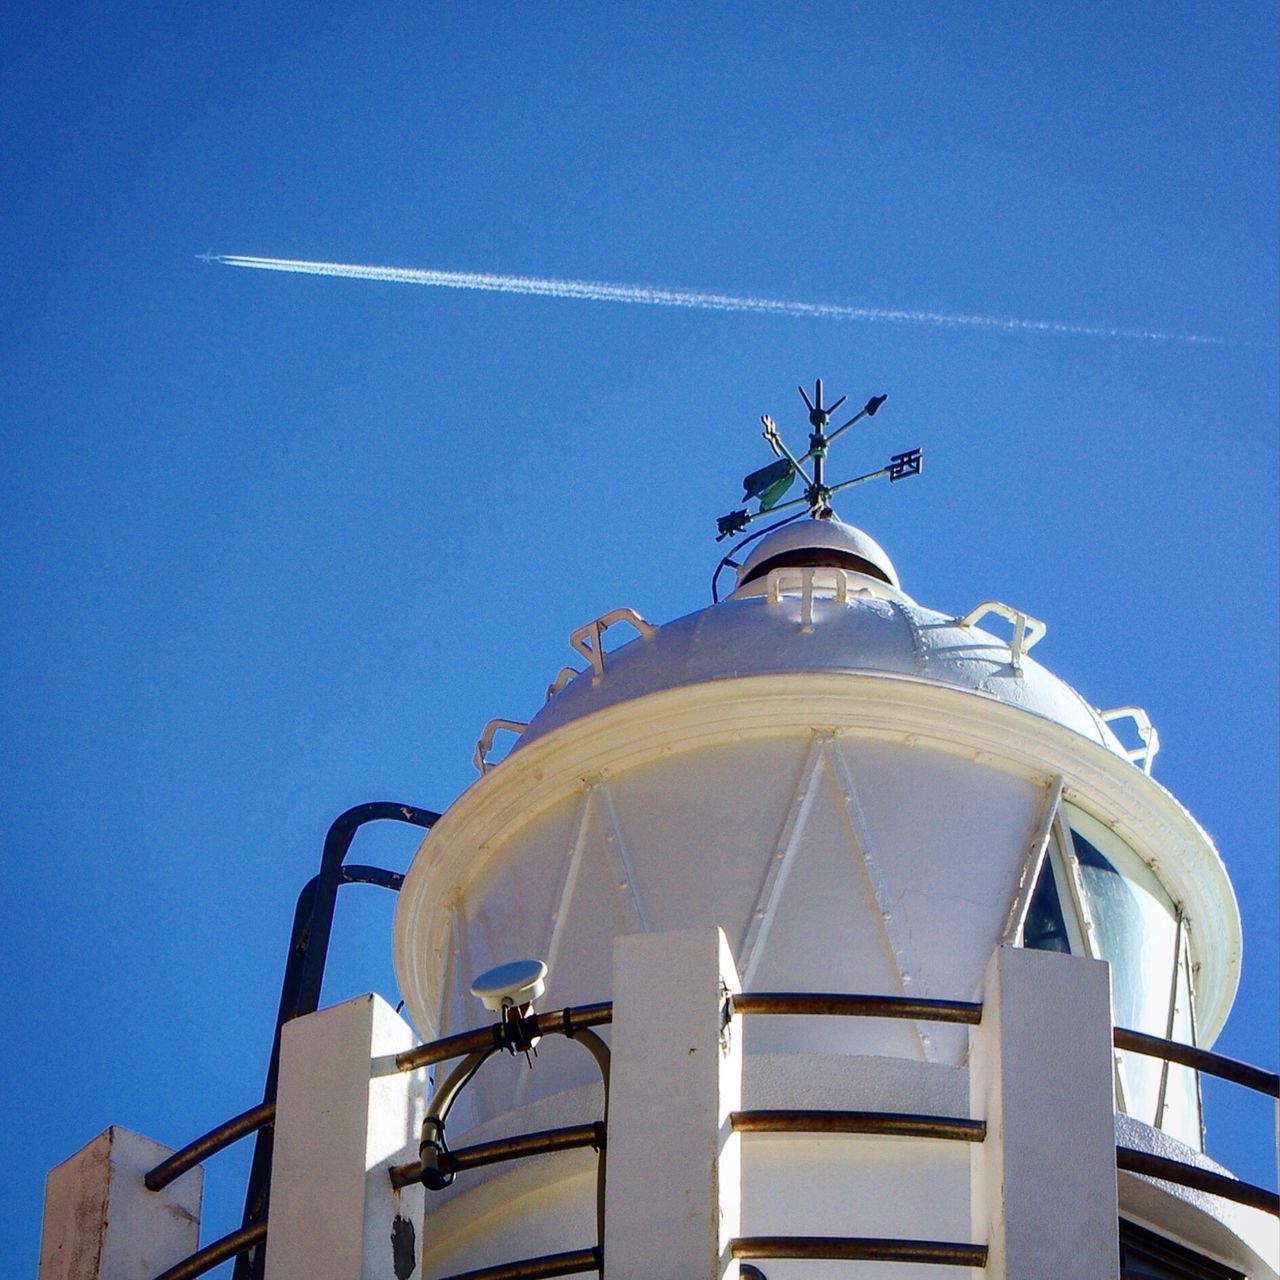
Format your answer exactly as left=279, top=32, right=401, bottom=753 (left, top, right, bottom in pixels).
left=39, top=383, right=1278, bottom=1280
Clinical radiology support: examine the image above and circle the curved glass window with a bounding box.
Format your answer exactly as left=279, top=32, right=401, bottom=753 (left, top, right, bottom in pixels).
left=1022, top=804, right=1201, bottom=1149
left=1021, top=852, right=1072, bottom=954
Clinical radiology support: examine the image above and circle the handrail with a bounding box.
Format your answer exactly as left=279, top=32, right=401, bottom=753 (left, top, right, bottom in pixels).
left=731, top=1236, right=988, bottom=1266
left=732, top=1109, right=986, bottom=1142
left=474, top=719, right=530, bottom=774
left=1099, top=706, right=1161, bottom=775
left=727, top=992, right=989, bottom=1271
left=394, top=1002, right=614, bottom=1074
left=406, top=1004, right=612, bottom=1265
left=731, top=992, right=982, bottom=1025
left=389, top=1122, right=606, bottom=1190
left=152, top=1221, right=268, bottom=1280
left=731, top=998, right=1277, bottom=1096
left=568, top=607, right=656, bottom=680
left=1113, top=1027, right=1280, bottom=1098
left=954, top=600, right=1046, bottom=673
left=146, top=1102, right=277, bottom=1191
left=1116, top=1146, right=1278, bottom=1216
left=236, top=802, right=439, bottom=1280
left=154, top=851, right=415, bottom=1280
left=433, top=1246, right=601, bottom=1279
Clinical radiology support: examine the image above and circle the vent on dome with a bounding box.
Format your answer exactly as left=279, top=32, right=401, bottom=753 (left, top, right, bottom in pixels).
left=734, top=517, right=900, bottom=591
left=740, top=543, right=894, bottom=587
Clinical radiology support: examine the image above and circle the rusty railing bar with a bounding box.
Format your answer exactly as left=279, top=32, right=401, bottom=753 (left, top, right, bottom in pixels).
left=432, top=1246, right=601, bottom=1280
left=145, top=1102, right=277, bottom=1192
left=731, top=1109, right=986, bottom=1142
left=1116, top=1146, right=1278, bottom=1216
left=1113, top=1028, right=1279, bottom=1099
left=394, top=1003, right=613, bottom=1074
left=390, top=1122, right=606, bottom=1190
left=731, top=1236, right=988, bottom=1266
left=731, top=992, right=983, bottom=1025
left=152, top=1221, right=269, bottom=1280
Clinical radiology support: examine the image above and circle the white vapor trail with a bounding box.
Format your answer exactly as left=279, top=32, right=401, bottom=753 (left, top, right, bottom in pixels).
left=214, top=254, right=1238, bottom=346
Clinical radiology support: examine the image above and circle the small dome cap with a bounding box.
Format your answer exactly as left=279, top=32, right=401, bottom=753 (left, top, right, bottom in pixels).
left=736, top=517, right=900, bottom=589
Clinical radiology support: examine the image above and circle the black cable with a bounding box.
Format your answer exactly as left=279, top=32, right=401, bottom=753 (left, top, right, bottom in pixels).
left=710, top=510, right=808, bottom=602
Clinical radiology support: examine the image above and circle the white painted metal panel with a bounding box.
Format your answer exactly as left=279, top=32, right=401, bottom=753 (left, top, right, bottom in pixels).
left=397, top=673, right=1240, bottom=1052
left=39, top=1127, right=202, bottom=1280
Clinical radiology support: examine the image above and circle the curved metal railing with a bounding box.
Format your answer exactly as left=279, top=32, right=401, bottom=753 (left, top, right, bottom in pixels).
left=1116, top=1147, right=1277, bottom=1216
left=731, top=1110, right=986, bottom=1142
left=728, top=990, right=990, bottom=1266
left=729, top=991, right=982, bottom=1024
left=152, top=1223, right=269, bottom=1280
left=389, top=1123, right=606, bottom=1192
left=430, top=1248, right=601, bottom=1280
left=392, top=1001, right=614, bottom=1279
left=726, top=989, right=1280, bottom=1266
left=144, top=986, right=1276, bottom=1279
left=1109, top=1025, right=1278, bottom=1216
left=145, top=1101, right=277, bottom=1193
left=393, top=1002, right=614, bottom=1075
left=1112, top=1026, right=1279, bottom=1098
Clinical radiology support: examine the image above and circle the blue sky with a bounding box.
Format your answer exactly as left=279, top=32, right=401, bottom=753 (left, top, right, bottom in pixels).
left=3, top=2, right=1276, bottom=1268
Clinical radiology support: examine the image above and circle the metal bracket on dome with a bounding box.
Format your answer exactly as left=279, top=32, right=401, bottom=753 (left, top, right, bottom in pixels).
left=767, top=565, right=851, bottom=607
left=954, top=601, right=1047, bottom=674
left=568, top=607, right=657, bottom=682
left=545, top=666, right=579, bottom=701
left=765, top=566, right=875, bottom=631
left=474, top=719, right=529, bottom=774
left=1099, top=705, right=1161, bottom=775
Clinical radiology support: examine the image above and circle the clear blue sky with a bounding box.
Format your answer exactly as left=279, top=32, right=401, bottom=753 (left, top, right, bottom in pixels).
left=3, top=3, right=1275, bottom=1268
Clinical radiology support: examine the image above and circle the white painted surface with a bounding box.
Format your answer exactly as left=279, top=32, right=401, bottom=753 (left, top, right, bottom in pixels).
left=417, top=1051, right=971, bottom=1276
left=39, top=1126, right=201, bottom=1280
left=604, top=929, right=742, bottom=1280
left=516, top=522, right=1128, bottom=752
left=380, top=522, right=1256, bottom=1277
left=397, top=703, right=1238, bottom=1128
left=735, top=517, right=900, bottom=587
left=1114, top=1111, right=1278, bottom=1277
left=264, top=994, right=426, bottom=1280
left=740, top=1137, right=973, bottom=1280
left=970, top=946, right=1120, bottom=1280
left=408, top=941, right=1263, bottom=1280
left=397, top=672, right=1240, bottom=1060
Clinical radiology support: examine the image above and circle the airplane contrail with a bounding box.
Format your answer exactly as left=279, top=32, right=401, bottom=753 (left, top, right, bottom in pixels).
left=210, top=253, right=1244, bottom=347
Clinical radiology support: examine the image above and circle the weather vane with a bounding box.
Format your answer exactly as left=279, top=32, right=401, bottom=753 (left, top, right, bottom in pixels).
left=715, top=379, right=922, bottom=540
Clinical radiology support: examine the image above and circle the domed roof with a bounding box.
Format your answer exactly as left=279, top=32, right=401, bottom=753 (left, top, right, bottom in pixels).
left=737, top=517, right=899, bottom=588
left=520, top=522, right=1126, bottom=756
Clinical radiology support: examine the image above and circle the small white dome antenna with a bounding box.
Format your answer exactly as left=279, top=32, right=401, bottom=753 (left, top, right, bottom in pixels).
left=471, top=959, right=548, bottom=1067
left=470, top=958, right=548, bottom=1014
left=417, top=956, right=607, bottom=1194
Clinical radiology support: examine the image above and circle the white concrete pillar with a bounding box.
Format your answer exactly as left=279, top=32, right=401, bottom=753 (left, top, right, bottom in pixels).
left=39, top=1125, right=202, bottom=1280
left=264, top=994, right=428, bottom=1280
left=603, top=928, right=742, bottom=1280
left=970, top=945, right=1120, bottom=1279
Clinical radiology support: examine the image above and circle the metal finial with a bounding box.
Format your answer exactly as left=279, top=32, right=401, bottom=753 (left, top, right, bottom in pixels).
left=799, top=378, right=846, bottom=428
left=715, top=378, right=921, bottom=540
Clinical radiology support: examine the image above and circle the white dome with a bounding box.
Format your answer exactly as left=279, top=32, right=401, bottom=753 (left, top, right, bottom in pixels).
left=521, top=561, right=1124, bottom=756
left=736, top=516, right=900, bottom=588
